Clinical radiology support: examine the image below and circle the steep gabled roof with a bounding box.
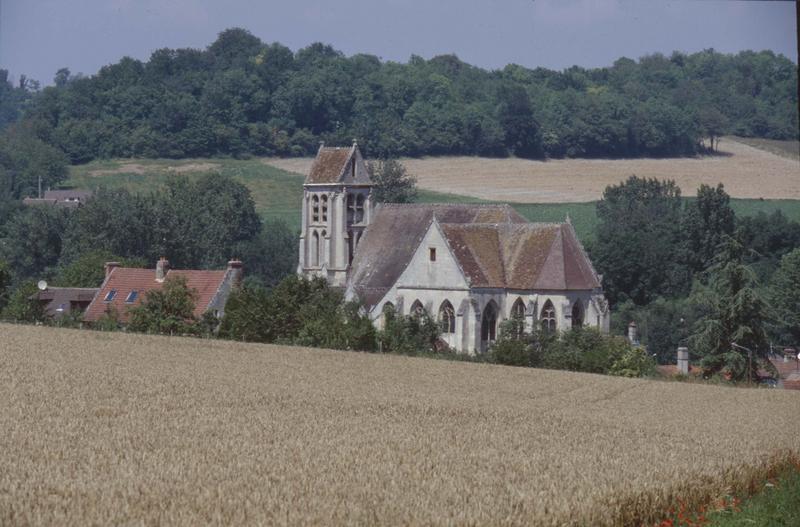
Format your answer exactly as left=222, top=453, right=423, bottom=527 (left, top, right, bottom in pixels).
left=347, top=203, right=527, bottom=307
left=305, top=144, right=372, bottom=185
left=83, top=267, right=230, bottom=324
left=439, top=222, right=601, bottom=290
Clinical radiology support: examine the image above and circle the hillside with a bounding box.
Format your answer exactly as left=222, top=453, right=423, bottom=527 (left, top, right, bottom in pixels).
left=4, top=29, right=797, bottom=166
left=1, top=324, right=797, bottom=526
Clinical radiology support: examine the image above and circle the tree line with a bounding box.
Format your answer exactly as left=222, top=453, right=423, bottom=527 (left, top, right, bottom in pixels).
left=0, top=28, right=796, bottom=165
left=0, top=173, right=298, bottom=297
left=591, top=176, right=800, bottom=378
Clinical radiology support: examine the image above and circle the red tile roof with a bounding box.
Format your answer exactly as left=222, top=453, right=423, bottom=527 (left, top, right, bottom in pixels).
left=83, top=267, right=228, bottom=323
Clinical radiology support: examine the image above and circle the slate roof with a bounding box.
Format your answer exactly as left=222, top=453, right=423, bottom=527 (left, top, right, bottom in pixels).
left=305, top=144, right=372, bottom=185
left=347, top=203, right=528, bottom=308
left=83, top=267, right=229, bottom=324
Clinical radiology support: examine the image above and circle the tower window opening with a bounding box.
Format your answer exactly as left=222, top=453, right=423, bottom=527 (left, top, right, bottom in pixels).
left=321, top=195, right=328, bottom=222
left=311, top=195, right=320, bottom=223
left=346, top=194, right=355, bottom=224
left=355, top=194, right=365, bottom=223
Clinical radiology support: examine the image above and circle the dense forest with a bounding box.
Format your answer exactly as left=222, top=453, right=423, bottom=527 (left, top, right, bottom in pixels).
left=0, top=28, right=797, bottom=166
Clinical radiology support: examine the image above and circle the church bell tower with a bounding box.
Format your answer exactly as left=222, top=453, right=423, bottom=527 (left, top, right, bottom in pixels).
left=298, top=141, right=373, bottom=287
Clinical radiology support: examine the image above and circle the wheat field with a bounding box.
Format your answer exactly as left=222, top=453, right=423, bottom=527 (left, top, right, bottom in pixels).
left=1, top=324, right=798, bottom=526
left=263, top=137, right=800, bottom=202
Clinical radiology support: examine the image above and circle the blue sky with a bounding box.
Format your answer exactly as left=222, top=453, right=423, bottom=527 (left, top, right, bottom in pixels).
left=0, top=0, right=796, bottom=85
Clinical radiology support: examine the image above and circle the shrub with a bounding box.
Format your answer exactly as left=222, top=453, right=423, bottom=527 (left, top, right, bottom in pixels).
left=377, top=306, right=440, bottom=355
left=1, top=281, right=45, bottom=323
left=128, top=275, right=199, bottom=335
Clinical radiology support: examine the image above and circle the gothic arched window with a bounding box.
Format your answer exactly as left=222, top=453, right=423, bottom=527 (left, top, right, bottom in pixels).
left=540, top=300, right=556, bottom=332
left=321, top=195, right=328, bottom=222
left=311, top=195, right=320, bottom=223
left=571, top=301, right=584, bottom=328
left=481, top=301, right=498, bottom=343
left=439, top=300, right=455, bottom=334
left=410, top=300, right=425, bottom=317
left=311, top=231, right=320, bottom=267
left=319, top=230, right=326, bottom=267
left=511, top=298, right=526, bottom=320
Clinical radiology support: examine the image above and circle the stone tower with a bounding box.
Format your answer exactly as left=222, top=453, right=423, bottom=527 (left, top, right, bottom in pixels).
left=298, top=142, right=373, bottom=287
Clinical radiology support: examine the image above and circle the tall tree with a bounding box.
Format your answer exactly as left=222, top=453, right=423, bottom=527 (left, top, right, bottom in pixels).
left=367, top=158, right=418, bottom=203
left=682, top=183, right=736, bottom=275
left=593, top=176, right=686, bottom=305
left=690, top=238, right=770, bottom=381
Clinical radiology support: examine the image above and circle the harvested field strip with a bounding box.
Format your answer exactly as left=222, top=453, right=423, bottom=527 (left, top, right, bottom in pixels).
left=1, top=325, right=798, bottom=526
left=262, top=136, right=800, bottom=203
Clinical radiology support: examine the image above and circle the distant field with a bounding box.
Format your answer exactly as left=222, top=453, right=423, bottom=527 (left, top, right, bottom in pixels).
left=1, top=325, right=797, bottom=526
left=67, top=142, right=800, bottom=244
left=263, top=136, right=800, bottom=202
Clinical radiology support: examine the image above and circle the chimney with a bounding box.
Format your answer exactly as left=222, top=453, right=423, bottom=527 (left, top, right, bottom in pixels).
left=156, top=257, right=169, bottom=282
left=627, top=321, right=639, bottom=345
left=104, top=261, right=120, bottom=278
left=677, top=347, right=690, bottom=374
left=227, top=259, right=244, bottom=285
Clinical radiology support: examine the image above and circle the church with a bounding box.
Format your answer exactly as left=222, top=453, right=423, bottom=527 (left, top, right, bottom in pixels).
left=298, top=142, right=610, bottom=354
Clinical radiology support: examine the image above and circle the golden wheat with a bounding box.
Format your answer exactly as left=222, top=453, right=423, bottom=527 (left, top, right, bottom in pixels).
left=263, top=137, right=800, bottom=202
left=0, top=324, right=797, bottom=526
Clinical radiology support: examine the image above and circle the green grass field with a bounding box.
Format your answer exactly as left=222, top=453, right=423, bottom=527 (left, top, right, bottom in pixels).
left=66, top=158, right=800, bottom=244
left=706, top=466, right=800, bottom=526
left=66, top=158, right=306, bottom=229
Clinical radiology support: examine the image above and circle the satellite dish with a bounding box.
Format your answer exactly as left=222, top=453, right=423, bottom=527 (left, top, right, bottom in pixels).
left=37, top=280, right=48, bottom=291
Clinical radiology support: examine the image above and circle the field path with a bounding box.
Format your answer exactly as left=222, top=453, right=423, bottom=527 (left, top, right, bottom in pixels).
left=263, top=137, right=799, bottom=202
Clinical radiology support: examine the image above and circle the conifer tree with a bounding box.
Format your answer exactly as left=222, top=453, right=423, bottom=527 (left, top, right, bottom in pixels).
left=690, top=238, right=770, bottom=381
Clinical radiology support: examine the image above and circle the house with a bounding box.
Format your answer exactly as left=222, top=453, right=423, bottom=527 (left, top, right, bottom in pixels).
left=31, top=287, right=99, bottom=319
left=82, top=258, right=243, bottom=324
left=23, top=189, right=92, bottom=208
left=298, top=143, right=610, bottom=354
